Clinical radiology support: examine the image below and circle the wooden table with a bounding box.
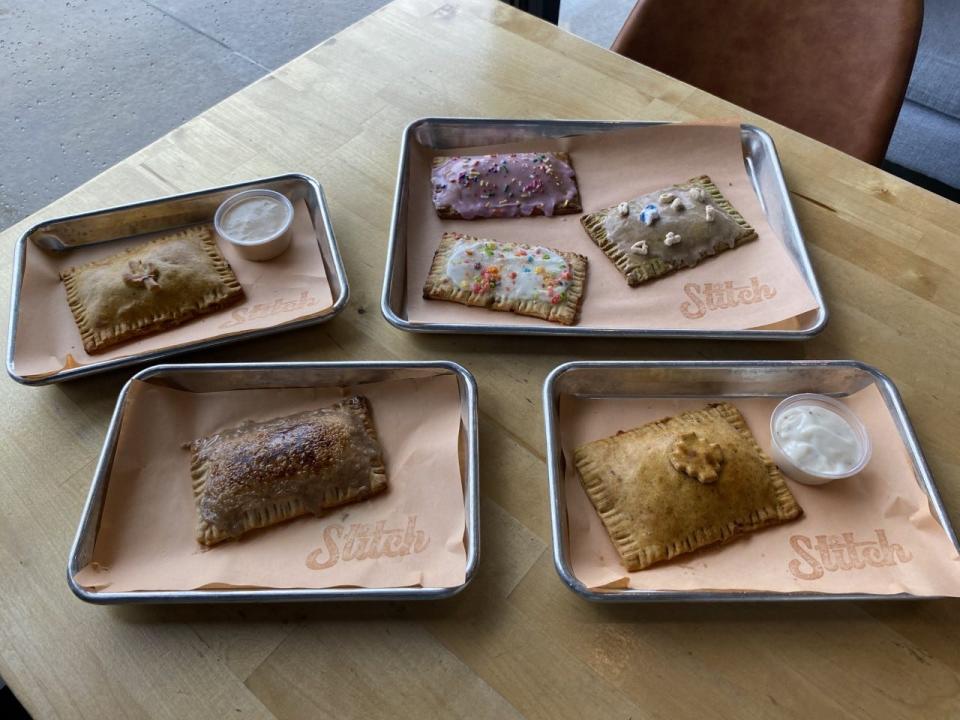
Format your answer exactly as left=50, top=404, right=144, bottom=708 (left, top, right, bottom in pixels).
left=2, top=1, right=959, bottom=717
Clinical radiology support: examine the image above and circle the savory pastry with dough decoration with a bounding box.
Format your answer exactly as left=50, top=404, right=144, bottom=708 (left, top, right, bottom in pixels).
left=423, top=232, right=588, bottom=325
left=60, top=226, right=244, bottom=353
left=431, top=152, right=582, bottom=219
left=187, top=396, right=388, bottom=546
left=574, top=402, right=802, bottom=571
left=580, top=175, right=757, bottom=287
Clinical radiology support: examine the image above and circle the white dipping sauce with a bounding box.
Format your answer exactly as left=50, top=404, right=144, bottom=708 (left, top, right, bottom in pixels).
left=219, top=195, right=289, bottom=243
left=774, top=405, right=860, bottom=474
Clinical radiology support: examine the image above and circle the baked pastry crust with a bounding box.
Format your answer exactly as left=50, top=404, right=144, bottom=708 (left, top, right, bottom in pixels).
left=574, top=402, right=801, bottom=571
left=580, top=175, right=757, bottom=287
left=188, top=396, right=388, bottom=546
left=431, top=152, right=582, bottom=219
left=60, top=226, right=244, bottom=353
left=423, top=231, right=587, bottom=325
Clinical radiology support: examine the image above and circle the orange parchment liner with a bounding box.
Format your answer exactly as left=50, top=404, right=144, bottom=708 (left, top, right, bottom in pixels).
left=13, top=199, right=334, bottom=380
left=560, top=385, right=960, bottom=596
left=404, top=122, right=820, bottom=330
left=74, top=372, right=467, bottom=592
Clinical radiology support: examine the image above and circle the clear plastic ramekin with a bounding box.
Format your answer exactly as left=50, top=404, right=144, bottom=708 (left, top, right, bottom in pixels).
left=769, top=393, right=872, bottom=486
left=214, top=188, right=294, bottom=261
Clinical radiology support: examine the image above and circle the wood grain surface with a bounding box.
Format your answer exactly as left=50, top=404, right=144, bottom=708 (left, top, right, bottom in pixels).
left=2, top=1, right=959, bottom=717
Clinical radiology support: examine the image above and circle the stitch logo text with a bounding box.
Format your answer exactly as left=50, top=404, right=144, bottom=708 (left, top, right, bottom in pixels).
left=787, top=529, right=912, bottom=581
left=680, top=276, right=776, bottom=319
left=220, top=290, right=319, bottom=329
left=305, top=515, right=430, bottom=571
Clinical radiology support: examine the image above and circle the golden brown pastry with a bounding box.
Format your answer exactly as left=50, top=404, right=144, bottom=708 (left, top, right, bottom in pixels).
left=431, top=152, right=582, bottom=219
left=580, top=175, right=757, bottom=286
left=188, top=396, right=388, bottom=546
left=423, top=231, right=587, bottom=325
left=574, top=402, right=801, bottom=571
left=60, top=226, right=243, bottom=353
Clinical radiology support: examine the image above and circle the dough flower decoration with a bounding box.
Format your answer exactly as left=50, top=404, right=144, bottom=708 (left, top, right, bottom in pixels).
left=669, top=431, right=724, bottom=484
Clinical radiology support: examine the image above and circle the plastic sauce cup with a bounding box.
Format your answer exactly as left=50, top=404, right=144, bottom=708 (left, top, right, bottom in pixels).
left=769, top=393, right=872, bottom=486
left=214, top=189, right=294, bottom=261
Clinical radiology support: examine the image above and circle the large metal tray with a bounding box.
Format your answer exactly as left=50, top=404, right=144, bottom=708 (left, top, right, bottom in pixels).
left=543, top=360, right=957, bottom=602
left=382, top=117, right=827, bottom=339
left=7, top=174, right=349, bottom=385
left=68, top=361, right=479, bottom=604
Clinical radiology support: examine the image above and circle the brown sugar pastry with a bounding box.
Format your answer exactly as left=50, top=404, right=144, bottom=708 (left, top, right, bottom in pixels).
left=422, top=231, right=588, bottom=325
left=573, top=402, right=802, bottom=571
left=188, top=396, right=388, bottom=546
left=60, top=226, right=244, bottom=353
left=431, top=152, right=582, bottom=219
left=580, top=175, right=758, bottom=287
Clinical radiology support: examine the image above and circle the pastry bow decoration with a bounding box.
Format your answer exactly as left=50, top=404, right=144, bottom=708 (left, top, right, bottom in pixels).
left=123, top=259, right=161, bottom=290
left=669, top=431, right=724, bottom=484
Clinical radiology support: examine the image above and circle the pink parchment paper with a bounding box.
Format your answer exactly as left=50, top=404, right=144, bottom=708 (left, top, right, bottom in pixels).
left=75, top=372, right=467, bottom=592
left=404, top=123, right=820, bottom=330
left=560, top=385, right=960, bottom=596
left=14, top=199, right=334, bottom=380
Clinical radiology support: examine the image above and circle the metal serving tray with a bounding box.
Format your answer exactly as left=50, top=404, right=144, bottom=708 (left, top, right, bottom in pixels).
left=382, top=117, right=827, bottom=339
left=543, top=360, right=957, bottom=602
left=7, top=174, right=349, bottom=385
left=68, top=361, right=479, bottom=604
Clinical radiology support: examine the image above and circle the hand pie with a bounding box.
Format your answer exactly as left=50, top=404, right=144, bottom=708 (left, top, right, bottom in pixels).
left=580, top=175, right=758, bottom=287
left=431, top=152, right=582, bottom=219
left=574, top=402, right=801, bottom=571
left=60, top=226, right=244, bottom=353
left=188, top=396, right=388, bottom=546
left=423, top=231, right=588, bottom=325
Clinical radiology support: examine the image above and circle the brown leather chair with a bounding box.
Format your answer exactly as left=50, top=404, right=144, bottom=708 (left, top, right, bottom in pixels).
left=612, top=0, right=923, bottom=165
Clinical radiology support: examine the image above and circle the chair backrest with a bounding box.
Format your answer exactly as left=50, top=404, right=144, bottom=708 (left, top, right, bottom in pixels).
left=612, top=0, right=923, bottom=165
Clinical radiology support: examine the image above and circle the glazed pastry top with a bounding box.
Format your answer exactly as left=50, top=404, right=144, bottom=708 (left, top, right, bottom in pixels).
left=444, top=236, right=573, bottom=305
left=602, top=185, right=744, bottom=269
left=431, top=152, right=580, bottom=218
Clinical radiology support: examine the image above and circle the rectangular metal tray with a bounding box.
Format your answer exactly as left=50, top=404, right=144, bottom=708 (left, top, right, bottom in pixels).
left=543, top=360, right=957, bottom=602
left=7, top=174, right=349, bottom=385
left=68, top=361, right=479, bottom=604
left=382, top=117, right=827, bottom=339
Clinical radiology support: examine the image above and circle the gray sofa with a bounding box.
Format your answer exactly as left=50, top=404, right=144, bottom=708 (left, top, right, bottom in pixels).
left=886, top=0, right=960, bottom=193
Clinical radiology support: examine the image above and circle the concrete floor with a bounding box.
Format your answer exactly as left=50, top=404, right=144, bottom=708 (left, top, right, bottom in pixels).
left=559, top=0, right=634, bottom=47
left=0, top=0, right=389, bottom=230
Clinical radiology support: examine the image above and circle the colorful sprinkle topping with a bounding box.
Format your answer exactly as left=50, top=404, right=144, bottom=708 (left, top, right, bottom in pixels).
left=446, top=237, right=571, bottom=303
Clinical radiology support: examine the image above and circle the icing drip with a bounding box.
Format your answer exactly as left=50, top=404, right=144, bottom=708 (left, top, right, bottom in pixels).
left=445, top=238, right=572, bottom=304
left=602, top=184, right=745, bottom=269
left=432, top=153, right=579, bottom=219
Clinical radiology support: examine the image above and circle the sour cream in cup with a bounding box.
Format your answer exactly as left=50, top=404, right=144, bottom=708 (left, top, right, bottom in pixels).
left=769, top=394, right=871, bottom=485
left=214, top=189, right=294, bottom=261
